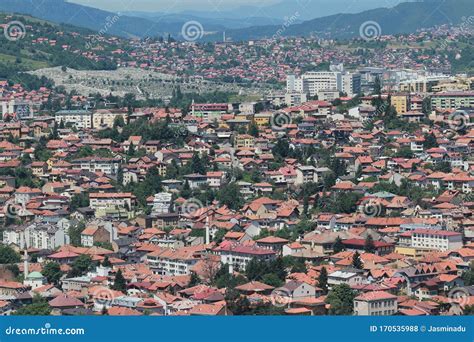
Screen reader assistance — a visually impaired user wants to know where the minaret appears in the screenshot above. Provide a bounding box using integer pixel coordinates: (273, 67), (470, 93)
(23, 249), (29, 278)
(205, 215), (210, 245)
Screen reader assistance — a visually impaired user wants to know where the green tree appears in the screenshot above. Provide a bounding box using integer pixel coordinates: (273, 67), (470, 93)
(272, 139), (290, 159)
(112, 269), (127, 293)
(364, 235), (376, 254)
(326, 284), (356, 315)
(70, 193), (89, 211)
(248, 122), (259, 137)
(333, 236), (345, 253)
(102, 256), (112, 267)
(13, 294), (51, 315)
(261, 273), (283, 287)
(113, 115), (125, 128)
(225, 288), (251, 315)
(42, 262), (63, 285)
(123, 93), (136, 122)
(352, 251), (363, 269)
(127, 141), (135, 158)
(373, 76), (382, 95)
(463, 262), (474, 286)
(190, 153), (206, 175)
(213, 264), (247, 289)
(0, 245), (20, 264)
(395, 146), (414, 159)
(68, 221), (86, 246)
(68, 254), (93, 277)
(422, 97), (432, 115)
(318, 267), (328, 294)
(216, 183), (243, 210)
(189, 272), (201, 287)
(423, 132), (438, 149)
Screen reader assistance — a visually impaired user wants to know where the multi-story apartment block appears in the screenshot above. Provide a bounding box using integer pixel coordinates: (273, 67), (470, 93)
(301, 72), (342, 97)
(93, 109), (128, 129)
(341, 72), (361, 97)
(410, 229), (463, 251)
(431, 91), (474, 110)
(146, 246), (203, 276)
(55, 110), (93, 129)
(191, 103), (230, 122)
(72, 157), (121, 176)
(89, 193), (136, 211)
(295, 165), (318, 185)
(391, 93), (410, 114)
(213, 242), (276, 273)
(2, 223), (69, 249)
(235, 134), (255, 148)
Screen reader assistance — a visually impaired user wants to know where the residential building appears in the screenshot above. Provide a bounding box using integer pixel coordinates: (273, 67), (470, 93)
(354, 291), (398, 316)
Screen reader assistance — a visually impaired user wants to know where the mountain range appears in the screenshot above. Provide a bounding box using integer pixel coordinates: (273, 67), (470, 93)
(0, 0), (287, 38)
(213, 0), (474, 41)
(0, 0), (472, 41)
(121, 0), (412, 21)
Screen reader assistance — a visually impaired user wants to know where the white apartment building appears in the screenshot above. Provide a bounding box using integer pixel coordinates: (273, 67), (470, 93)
(410, 229), (463, 251)
(286, 75), (304, 93)
(150, 192), (173, 214)
(2, 223), (69, 249)
(1, 99), (36, 119)
(213, 242), (276, 273)
(89, 193), (136, 211)
(72, 157), (121, 176)
(301, 72), (342, 97)
(287, 71), (360, 97)
(328, 269), (366, 287)
(55, 110), (93, 129)
(146, 247), (202, 276)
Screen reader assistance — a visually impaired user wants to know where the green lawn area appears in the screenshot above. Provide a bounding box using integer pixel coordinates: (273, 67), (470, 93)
(0, 53), (50, 70)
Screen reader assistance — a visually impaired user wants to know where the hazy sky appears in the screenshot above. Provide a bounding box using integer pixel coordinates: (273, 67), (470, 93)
(68, 0), (280, 12)
(67, 0), (408, 20)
